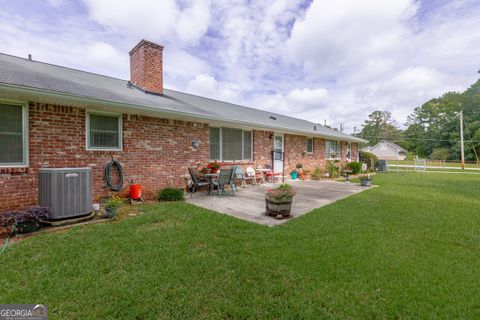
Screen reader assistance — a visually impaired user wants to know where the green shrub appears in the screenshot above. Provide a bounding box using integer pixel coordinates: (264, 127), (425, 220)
(326, 161), (340, 178)
(346, 161), (362, 174)
(359, 151), (378, 170)
(311, 166), (322, 179)
(278, 183), (292, 191)
(157, 188), (184, 202)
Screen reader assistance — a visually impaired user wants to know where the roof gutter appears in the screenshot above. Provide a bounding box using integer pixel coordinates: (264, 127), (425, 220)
(0, 82), (367, 143)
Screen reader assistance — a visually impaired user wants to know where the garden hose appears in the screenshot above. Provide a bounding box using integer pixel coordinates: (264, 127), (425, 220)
(0, 224), (15, 256)
(104, 159), (125, 192)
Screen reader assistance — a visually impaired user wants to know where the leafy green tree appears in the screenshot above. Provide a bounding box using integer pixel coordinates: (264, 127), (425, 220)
(358, 111), (404, 146)
(404, 79), (480, 161)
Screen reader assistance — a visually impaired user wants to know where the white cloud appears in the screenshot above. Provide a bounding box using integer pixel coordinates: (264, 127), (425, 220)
(1, 0), (480, 134)
(47, 0), (64, 7)
(285, 0), (480, 130)
(251, 87), (329, 115)
(82, 0), (211, 46)
(287, 0), (416, 77)
(84, 42), (127, 78)
(187, 74), (241, 103)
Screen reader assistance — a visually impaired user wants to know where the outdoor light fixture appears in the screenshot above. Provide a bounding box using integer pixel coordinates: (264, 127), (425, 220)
(192, 140), (200, 149)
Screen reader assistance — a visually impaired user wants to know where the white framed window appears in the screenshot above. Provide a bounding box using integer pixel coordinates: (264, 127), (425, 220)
(0, 101), (28, 167)
(325, 140), (340, 159)
(86, 111), (122, 151)
(306, 137), (313, 154)
(209, 127), (252, 161)
(379, 143), (387, 150)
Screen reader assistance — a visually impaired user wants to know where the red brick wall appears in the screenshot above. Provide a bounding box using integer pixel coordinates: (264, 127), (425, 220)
(0, 102), (209, 210)
(284, 134), (327, 174)
(253, 130), (273, 167)
(129, 40), (163, 94)
(0, 101), (355, 210)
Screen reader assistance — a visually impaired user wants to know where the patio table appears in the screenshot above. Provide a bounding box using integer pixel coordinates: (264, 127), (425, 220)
(255, 169), (272, 183)
(204, 173), (219, 194)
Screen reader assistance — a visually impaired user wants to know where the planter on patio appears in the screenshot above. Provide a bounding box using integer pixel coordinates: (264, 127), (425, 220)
(290, 170), (298, 180)
(265, 184), (296, 219)
(265, 197), (293, 219)
(360, 174), (372, 187)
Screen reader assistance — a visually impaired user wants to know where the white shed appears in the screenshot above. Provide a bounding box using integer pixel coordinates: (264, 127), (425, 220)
(361, 140), (407, 160)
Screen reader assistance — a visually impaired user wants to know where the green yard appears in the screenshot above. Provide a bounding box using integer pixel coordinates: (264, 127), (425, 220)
(1, 173), (479, 319)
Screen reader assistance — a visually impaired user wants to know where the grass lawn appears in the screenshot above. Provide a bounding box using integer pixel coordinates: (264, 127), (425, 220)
(1, 173), (480, 319)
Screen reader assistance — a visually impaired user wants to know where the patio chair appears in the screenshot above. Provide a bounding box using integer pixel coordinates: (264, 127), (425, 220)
(234, 166), (246, 189)
(188, 167), (210, 197)
(245, 167), (259, 186)
(211, 167), (236, 197)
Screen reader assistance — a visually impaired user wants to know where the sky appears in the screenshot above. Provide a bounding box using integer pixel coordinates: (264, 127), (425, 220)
(1, 0), (479, 133)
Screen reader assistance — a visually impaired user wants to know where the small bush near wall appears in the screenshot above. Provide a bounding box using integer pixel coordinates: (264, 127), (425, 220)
(346, 162), (362, 174)
(157, 188), (184, 202)
(311, 166), (323, 180)
(326, 161), (341, 178)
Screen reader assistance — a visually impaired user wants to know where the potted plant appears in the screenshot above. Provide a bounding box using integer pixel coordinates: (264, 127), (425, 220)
(300, 168), (310, 180)
(360, 174), (372, 187)
(13, 207), (51, 234)
(290, 169), (298, 180)
(265, 183), (296, 219)
(104, 195), (123, 218)
(207, 160), (220, 173)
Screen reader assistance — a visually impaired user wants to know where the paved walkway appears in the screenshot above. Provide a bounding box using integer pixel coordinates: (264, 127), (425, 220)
(186, 180), (372, 226)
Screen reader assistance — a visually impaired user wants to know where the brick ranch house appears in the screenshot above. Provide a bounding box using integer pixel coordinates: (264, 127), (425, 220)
(0, 39), (365, 210)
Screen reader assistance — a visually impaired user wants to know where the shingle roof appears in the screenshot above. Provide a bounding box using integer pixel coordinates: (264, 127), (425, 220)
(363, 140), (407, 153)
(0, 52), (365, 143)
(381, 140), (407, 153)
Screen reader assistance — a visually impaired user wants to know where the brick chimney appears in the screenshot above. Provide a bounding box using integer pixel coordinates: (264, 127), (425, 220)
(129, 39), (164, 95)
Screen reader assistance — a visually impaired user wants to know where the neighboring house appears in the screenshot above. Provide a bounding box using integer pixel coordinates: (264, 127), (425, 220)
(0, 39), (365, 210)
(361, 140), (407, 160)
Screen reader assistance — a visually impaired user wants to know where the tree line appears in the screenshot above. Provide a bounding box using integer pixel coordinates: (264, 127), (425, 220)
(355, 80), (480, 162)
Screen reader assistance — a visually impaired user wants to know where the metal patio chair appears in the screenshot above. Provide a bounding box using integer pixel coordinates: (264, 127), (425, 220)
(211, 167), (236, 197)
(188, 167), (210, 197)
(244, 166), (259, 186)
(234, 166), (246, 189)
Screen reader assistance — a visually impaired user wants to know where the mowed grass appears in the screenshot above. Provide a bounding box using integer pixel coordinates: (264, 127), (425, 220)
(1, 173), (480, 319)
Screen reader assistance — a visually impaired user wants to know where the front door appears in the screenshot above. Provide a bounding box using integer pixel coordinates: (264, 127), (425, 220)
(273, 133), (284, 173)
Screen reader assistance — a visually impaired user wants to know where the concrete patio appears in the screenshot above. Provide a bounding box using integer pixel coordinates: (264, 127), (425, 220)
(186, 180), (372, 226)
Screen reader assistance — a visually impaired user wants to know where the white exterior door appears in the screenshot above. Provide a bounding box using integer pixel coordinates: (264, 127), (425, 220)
(273, 133), (284, 173)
